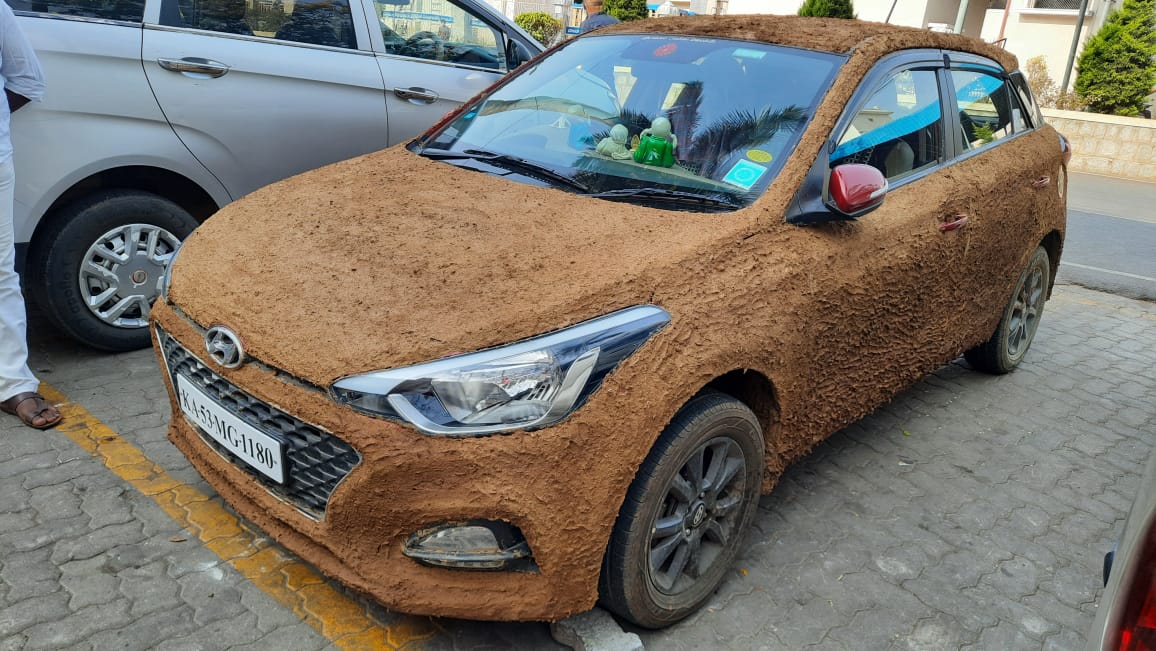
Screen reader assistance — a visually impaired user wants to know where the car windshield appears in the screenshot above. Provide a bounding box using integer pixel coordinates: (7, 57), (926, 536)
(415, 34), (843, 212)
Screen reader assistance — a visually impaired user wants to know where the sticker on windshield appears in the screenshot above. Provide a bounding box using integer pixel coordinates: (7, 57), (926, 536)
(722, 160), (767, 190)
(653, 43), (678, 57)
(732, 48), (767, 59)
(746, 149), (773, 163)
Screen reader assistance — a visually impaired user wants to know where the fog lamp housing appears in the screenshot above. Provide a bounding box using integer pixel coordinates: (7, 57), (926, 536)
(403, 520), (536, 572)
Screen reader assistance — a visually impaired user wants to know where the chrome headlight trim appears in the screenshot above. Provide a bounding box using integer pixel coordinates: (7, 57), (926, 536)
(331, 305), (670, 436)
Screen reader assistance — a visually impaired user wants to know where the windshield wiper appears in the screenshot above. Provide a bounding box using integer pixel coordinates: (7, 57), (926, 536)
(582, 188), (743, 211)
(420, 148), (590, 193)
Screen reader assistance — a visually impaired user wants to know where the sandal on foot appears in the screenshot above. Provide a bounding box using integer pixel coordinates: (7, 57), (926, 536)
(0, 392), (62, 430)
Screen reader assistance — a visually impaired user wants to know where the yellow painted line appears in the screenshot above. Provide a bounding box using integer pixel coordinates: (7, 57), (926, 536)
(39, 384), (439, 651)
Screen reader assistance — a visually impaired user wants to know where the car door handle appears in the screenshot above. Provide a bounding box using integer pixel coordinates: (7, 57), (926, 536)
(940, 214), (969, 232)
(393, 87), (440, 103)
(1031, 175), (1051, 188)
(157, 57), (231, 78)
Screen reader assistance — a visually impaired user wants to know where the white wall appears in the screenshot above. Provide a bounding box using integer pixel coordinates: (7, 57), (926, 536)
(979, 0), (1099, 88)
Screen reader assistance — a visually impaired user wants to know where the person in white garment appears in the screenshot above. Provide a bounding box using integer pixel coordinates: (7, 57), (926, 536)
(0, 2), (58, 430)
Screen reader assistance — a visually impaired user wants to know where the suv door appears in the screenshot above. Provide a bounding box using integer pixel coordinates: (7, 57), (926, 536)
(367, 0), (533, 143)
(143, 0), (389, 200)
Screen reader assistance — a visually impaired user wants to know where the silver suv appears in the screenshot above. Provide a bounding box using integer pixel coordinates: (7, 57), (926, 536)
(8, 0), (541, 351)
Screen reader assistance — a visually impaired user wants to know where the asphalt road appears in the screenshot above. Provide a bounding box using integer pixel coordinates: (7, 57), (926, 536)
(1059, 172), (1156, 303)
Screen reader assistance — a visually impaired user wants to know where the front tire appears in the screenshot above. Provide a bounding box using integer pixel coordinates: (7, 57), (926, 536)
(599, 392), (763, 629)
(965, 245), (1050, 374)
(29, 190), (199, 352)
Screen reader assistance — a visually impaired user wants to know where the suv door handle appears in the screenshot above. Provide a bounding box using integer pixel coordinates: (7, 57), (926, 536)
(157, 57), (231, 78)
(393, 87), (439, 103)
(1031, 175), (1051, 188)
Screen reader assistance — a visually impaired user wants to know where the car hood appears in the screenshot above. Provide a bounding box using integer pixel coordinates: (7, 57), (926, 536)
(167, 146), (762, 386)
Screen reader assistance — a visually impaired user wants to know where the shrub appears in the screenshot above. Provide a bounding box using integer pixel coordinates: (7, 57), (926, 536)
(798, 0), (856, 19)
(1025, 55), (1089, 111)
(605, 0), (651, 21)
(515, 12), (562, 46)
(1073, 0), (1156, 116)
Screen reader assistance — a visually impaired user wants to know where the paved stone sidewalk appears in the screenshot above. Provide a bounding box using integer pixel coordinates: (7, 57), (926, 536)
(2, 282), (1152, 650)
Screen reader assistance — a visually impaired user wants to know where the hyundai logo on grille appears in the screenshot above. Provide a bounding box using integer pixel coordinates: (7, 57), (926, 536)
(205, 326), (245, 369)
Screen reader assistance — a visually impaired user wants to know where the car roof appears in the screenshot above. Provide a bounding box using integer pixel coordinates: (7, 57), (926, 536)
(593, 15), (1018, 73)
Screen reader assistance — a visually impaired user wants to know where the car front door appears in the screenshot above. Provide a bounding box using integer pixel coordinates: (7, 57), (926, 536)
(801, 55), (981, 403)
(142, 0), (389, 200)
(366, 0), (519, 144)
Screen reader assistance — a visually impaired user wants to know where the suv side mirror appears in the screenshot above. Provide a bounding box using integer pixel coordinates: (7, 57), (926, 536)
(829, 164), (887, 216)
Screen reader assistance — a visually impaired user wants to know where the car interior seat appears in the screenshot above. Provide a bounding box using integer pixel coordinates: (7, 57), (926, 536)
(883, 139), (915, 178)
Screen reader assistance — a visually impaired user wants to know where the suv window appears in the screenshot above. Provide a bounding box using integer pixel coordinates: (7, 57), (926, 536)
(160, 0), (356, 48)
(8, 0), (144, 21)
(375, 0), (504, 70)
(831, 69), (945, 182)
(952, 69), (1018, 152)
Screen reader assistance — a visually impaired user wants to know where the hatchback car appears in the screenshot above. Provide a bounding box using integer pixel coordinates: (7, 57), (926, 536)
(8, 0), (541, 351)
(153, 15), (1069, 627)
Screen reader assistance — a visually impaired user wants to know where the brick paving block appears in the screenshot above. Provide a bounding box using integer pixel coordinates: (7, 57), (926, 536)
(118, 559), (183, 617)
(1021, 590), (1093, 633)
(0, 592), (70, 637)
(758, 598), (839, 649)
(78, 484), (136, 530)
(50, 520), (146, 564)
(158, 612), (266, 649)
(980, 555), (1042, 601)
(59, 556), (120, 610)
(237, 580), (316, 633)
(825, 599), (933, 650)
(1043, 626), (1085, 651)
(0, 515), (91, 555)
(0, 451), (61, 481)
(229, 621), (330, 651)
(21, 597), (132, 649)
(84, 604), (199, 651)
(177, 570), (246, 627)
(895, 612), (973, 651)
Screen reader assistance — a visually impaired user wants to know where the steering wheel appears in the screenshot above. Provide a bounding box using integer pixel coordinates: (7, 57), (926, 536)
(402, 31), (444, 60)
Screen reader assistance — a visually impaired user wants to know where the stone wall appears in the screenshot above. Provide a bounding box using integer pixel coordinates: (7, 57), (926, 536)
(1043, 108), (1156, 182)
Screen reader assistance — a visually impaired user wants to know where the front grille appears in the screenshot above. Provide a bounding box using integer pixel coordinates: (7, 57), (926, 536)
(158, 328), (361, 519)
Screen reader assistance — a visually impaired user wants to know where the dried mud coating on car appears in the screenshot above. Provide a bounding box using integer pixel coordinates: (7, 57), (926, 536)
(159, 16), (1061, 621)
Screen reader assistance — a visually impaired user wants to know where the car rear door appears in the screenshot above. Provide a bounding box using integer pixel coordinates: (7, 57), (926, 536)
(941, 54), (1063, 328)
(141, 0), (389, 201)
(364, 0), (535, 144)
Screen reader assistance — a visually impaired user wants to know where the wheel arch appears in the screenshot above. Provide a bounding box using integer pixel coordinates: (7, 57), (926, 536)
(27, 165), (220, 262)
(1040, 229), (1063, 299)
(701, 369), (784, 492)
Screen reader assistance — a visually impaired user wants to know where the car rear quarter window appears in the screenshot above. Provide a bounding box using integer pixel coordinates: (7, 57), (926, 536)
(951, 69), (1020, 153)
(831, 69), (945, 182)
(7, 0), (144, 21)
(158, 0), (357, 49)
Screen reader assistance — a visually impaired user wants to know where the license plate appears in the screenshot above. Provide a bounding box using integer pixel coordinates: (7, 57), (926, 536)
(175, 374), (286, 484)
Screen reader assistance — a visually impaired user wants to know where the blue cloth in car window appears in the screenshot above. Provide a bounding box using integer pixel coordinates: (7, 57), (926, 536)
(832, 72), (1004, 162)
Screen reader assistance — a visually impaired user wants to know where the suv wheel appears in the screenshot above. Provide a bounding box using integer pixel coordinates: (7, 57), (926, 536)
(30, 190), (199, 352)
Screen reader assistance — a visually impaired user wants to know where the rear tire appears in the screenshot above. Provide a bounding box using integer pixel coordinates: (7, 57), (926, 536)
(599, 392), (763, 629)
(965, 245), (1050, 374)
(29, 190), (198, 352)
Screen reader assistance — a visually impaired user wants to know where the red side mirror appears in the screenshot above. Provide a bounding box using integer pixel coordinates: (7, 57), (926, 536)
(829, 164), (888, 216)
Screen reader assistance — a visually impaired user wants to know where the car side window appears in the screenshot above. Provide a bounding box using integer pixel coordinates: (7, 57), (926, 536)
(830, 69), (945, 182)
(1009, 71), (1042, 129)
(374, 0), (505, 70)
(952, 69), (1018, 152)
(159, 0), (356, 49)
(7, 0), (144, 21)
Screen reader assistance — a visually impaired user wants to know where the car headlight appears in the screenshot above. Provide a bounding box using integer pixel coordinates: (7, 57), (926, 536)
(331, 305), (670, 436)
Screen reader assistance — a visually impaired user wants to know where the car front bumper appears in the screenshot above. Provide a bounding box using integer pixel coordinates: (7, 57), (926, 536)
(151, 300), (636, 621)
